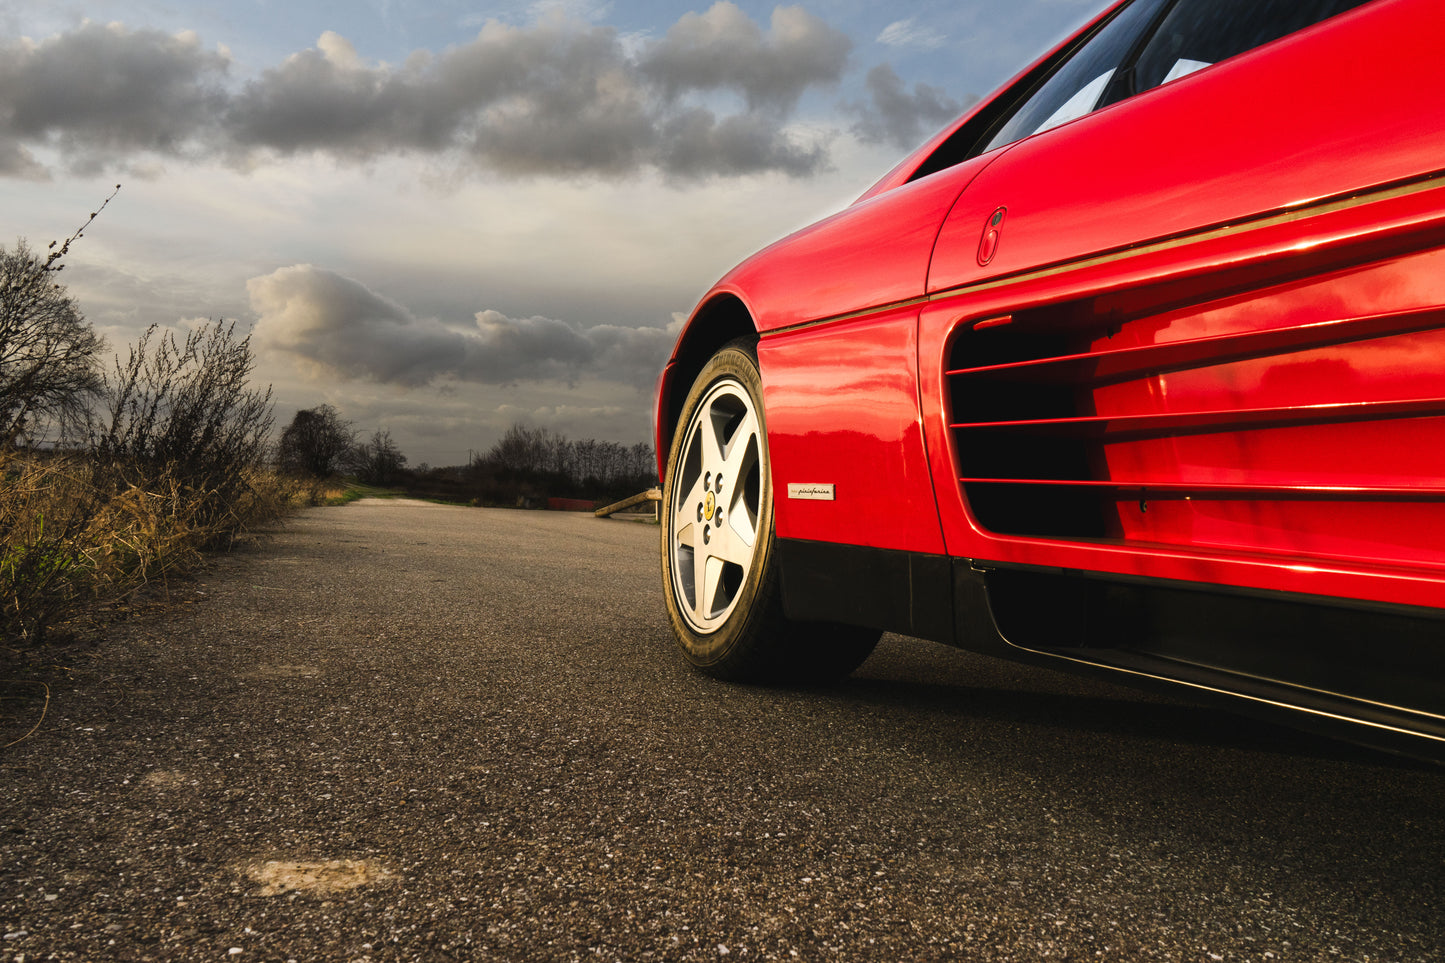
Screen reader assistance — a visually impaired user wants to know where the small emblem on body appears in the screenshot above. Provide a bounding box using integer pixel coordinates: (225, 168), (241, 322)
(787, 483), (835, 501)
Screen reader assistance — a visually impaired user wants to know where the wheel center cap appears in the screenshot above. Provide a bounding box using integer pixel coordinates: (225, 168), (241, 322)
(704, 491), (716, 521)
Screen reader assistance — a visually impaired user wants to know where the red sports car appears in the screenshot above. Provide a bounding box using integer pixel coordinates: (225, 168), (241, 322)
(654, 0), (1445, 759)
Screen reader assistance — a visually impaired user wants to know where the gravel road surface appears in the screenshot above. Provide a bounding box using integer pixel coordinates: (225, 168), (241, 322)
(2, 499), (1442, 962)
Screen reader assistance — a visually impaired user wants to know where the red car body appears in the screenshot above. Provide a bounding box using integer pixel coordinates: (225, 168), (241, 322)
(655, 0), (1445, 758)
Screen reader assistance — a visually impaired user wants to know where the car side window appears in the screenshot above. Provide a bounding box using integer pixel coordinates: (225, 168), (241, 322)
(1128, 0), (1375, 96)
(979, 0), (1170, 155)
(976, 0), (1376, 157)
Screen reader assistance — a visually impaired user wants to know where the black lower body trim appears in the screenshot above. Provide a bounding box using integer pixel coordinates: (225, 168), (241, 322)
(777, 540), (953, 643)
(777, 539), (1445, 761)
(981, 563), (1445, 752)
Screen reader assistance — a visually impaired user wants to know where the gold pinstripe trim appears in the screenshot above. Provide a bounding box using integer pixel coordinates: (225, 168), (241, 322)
(760, 170), (1445, 339)
(1019, 644), (1445, 742)
(758, 296), (931, 336)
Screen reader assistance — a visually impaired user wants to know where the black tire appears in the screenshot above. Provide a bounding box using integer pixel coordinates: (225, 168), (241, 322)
(660, 338), (880, 682)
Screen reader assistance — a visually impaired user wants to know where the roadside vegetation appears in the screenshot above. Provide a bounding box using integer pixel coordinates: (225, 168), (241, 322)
(3, 193), (657, 665)
(1, 194), (302, 658)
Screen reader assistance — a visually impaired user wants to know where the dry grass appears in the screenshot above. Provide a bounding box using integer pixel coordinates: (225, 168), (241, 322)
(0, 452), (305, 649)
(289, 477), (357, 507)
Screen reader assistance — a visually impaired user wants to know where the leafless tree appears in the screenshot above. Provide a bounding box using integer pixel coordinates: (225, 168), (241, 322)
(0, 241), (105, 447)
(351, 429), (408, 486)
(477, 421), (654, 489)
(482, 423), (556, 475)
(0, 187), (119, 448)
(629, 442), (656, 483)
(277, 404), (355, 478)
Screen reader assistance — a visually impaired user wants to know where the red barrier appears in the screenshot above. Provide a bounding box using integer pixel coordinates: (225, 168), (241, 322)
(546, 497), (597, 512)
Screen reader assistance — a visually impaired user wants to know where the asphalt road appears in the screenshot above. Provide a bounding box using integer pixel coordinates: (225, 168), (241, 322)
(2, 499), (1442, 962)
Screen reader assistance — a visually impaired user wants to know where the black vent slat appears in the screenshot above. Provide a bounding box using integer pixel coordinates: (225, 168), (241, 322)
(946, 293), (1445, 542)
(946, 306), (1445, 386)
(959, 478), (1445, 501)
(950, 397), (1445, 441)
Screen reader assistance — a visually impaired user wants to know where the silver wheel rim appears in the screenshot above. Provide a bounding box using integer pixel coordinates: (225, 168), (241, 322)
(669, 376), (766, 635)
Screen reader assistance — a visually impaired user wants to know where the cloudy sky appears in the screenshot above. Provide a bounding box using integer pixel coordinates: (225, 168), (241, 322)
(2, 0), (1102, 467)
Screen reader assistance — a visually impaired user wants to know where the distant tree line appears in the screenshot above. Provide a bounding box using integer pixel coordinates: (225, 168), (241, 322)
(476, 424), (654, 489)
(275, 408), (655, 505)
(455, 423), (655, 506)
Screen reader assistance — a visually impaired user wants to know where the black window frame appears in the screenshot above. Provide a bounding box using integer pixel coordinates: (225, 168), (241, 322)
(907, 0), (1162, 182)
(908, 0), (1380, 183)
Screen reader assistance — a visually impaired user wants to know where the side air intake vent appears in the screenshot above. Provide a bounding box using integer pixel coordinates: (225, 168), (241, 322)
(945, 262), (1445, 569)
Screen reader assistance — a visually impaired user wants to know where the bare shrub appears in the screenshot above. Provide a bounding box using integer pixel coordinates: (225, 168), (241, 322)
(93, 321), (274, 542)
(1, 193), (294, 652)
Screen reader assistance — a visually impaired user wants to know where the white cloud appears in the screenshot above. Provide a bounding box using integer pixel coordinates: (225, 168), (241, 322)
(876, 18), (947, 50)
(315, 30), (364, 70)
(640, 3), (851, 111)
(527, 0), (615, 23)
(0, 22), (231, 175)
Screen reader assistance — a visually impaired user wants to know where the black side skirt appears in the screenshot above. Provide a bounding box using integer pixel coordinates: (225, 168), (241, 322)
(776, 538), (1445, 760)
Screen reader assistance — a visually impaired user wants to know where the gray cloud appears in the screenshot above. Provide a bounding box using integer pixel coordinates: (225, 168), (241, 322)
(3, 5), (851, 180)
(249, 264), (673, 388)
(655, 108), (827, 178)
(225, 33), (457, 158)
(845, 63), (971, 151)
(0, 136), (45, 179)
(640, 3), (851, 111)
(0, 23), (231, 174)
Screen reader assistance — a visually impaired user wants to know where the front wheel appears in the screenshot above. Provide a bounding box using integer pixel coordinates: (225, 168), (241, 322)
(660, 339), (879, 682)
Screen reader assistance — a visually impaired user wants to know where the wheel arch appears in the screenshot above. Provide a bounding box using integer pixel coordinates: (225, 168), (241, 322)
(655, 292), (758, 478)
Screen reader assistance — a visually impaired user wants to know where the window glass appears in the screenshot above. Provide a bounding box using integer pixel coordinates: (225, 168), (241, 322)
(977, 0), (1376, 157)
(1161, 58), (1209, 83)
(980, 0), (1169, 154)
(1032, 69), (1117, 136)
(1131, 0), (1375, 94)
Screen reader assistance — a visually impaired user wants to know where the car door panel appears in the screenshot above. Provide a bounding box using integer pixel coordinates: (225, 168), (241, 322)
(929, 0), (1443, 299)
(915, 0), (1445, 611)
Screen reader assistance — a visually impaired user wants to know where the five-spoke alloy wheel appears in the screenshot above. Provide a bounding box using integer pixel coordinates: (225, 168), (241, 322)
(669, 374), (764, 634)
(661, 339), (880, 681)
